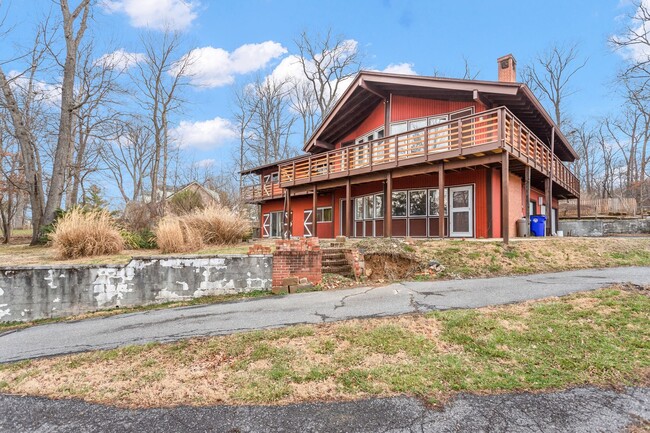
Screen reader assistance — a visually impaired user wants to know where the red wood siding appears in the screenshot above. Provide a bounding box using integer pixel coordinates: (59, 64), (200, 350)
(337, 102), (385, 148)
(390, 96), (485, 122)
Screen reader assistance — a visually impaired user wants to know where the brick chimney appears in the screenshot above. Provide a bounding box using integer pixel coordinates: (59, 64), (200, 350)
(497, 54), (517, 83)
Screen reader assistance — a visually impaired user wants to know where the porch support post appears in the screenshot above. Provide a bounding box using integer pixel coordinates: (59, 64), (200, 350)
(525, 165), (531, 237)
(544, 178), (551, 235)
(546, 127), (555, 235)
(501, 152), (510, 244)
(384, 93), (391, 134)
(438, 163), (445, 238)
(283, 188), (292, 239)
(385, 171), (392, 237)
(312, 185), (318, 238)
(345, 178), (352, 238)
(577, 197), (581, 219)
(486, 167), (493, 238)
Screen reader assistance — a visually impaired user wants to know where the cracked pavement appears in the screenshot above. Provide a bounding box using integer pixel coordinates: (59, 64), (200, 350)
(1, 386), (648, 432)
(1, 266), (649, 363)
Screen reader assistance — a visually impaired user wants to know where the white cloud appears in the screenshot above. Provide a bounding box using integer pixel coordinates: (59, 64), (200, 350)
(172, 117), (237, 149)
(195, 158), (215, 167)
(182, 41), (287, 88)
(8, 71), (61, 106)
(612, 0), (650, 62)
(101, 0), (199, 31)
(381, 63), (417, 75)
(97, 49), (145, 70)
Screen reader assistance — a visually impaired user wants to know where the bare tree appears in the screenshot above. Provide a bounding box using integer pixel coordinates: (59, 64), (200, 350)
(132, 30), (193, 211)
(234, 76), (298, 170)
(522, 43), (587, 128)
(101, 118), (154, 204)
(41, 0), (91, 230)
(65, 41), (124, 207)
(611, 0), (650, 85)
(462, 56), (480, 80)
(0, 23), (50, 244)
(295, 30), (362, 136)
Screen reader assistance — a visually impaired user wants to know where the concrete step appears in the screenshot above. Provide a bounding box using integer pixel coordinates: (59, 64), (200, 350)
(322, 253), (346, 260)
(322, 265), (353, 276)
(322, 259), (349, 267)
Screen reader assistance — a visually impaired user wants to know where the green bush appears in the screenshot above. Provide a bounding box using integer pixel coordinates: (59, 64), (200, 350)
(121, 229), (157, 249)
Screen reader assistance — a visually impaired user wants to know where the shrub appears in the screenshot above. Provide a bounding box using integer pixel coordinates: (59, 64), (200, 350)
(121, 228), (157, 249)
(184, 205), (251, 245)
(122, 201), (160, 232)
(50, 208), (124, 259)
(154, 216), (203, 253)
(169, 189), (204, 215)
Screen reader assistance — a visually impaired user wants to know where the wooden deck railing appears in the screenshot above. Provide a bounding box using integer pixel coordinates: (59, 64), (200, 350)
(243, 106), (579, 201)
(279, 108), (502, 185)
(241, 182), (283, 201)
(503, 110), (580, 196)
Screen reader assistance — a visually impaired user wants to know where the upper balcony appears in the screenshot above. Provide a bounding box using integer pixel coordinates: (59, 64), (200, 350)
(242, 106), (579, 201)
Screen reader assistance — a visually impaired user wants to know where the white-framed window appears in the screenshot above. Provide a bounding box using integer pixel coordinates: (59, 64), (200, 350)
(408, 190), (427, 216)
(355, 197), (364, 220)
(355, 127), (385, 144)
(374, 194), (384, 218)
(363, 196), (374, 220)
(317, 207), (332, 223)
(392, 191), (407, 217)
(428, 188), (449, 217)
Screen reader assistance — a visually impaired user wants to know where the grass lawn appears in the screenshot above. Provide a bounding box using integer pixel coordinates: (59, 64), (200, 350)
(415, 237), (650, 279)
(0, 285), (647, 408)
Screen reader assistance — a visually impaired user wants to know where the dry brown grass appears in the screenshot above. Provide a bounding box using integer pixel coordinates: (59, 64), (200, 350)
(154, 216), (204, 254)
(50, 209), (123, 259)
(184, 205), (251, 245)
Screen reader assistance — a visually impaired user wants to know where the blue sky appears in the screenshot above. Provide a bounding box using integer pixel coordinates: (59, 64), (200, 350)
(0, 0), (637, 184)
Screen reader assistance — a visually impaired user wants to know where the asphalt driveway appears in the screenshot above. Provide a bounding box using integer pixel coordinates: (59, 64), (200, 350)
(1, 386), (648, 432)
(1, 266), (649, 363)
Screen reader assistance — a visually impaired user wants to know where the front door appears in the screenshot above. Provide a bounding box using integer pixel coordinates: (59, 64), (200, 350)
(304, 209), (313, 237)
(449, 185), (473, 237)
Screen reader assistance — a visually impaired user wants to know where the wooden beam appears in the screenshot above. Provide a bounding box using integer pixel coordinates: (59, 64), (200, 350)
(360, 79), (389, 99)
(385, 172), (392, 238)
(345, 179), (352, 238)
(439, 164), (445, 238)
(501, 152), (510, 244)
(314, 140), (334, 150)
(577, 196), (581, 219)
(546, 127), (555, 235)
(525, 166), (531, 237)
(384, 93), (391, 135)
(473, 89), (491, 108)
(486, 168), (493, 238)
(312, 186), (318, 238)
(284, 188), (292, 239)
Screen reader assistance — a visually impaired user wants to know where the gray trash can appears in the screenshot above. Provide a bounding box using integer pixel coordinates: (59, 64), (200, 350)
(516, 218), (528, 237)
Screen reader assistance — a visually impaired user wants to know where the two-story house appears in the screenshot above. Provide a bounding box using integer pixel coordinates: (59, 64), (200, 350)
(241, 54), (580, 242)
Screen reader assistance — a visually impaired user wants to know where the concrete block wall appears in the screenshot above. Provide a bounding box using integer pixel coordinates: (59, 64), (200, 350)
(0, 254), (272, 322)
(559, 218), (650, 237)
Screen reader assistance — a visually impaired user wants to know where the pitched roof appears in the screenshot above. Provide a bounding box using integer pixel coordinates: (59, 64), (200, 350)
(304, 70), (578, 161)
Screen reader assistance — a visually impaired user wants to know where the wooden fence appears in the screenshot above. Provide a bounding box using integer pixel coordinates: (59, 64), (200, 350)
(560, 197), (638, 217)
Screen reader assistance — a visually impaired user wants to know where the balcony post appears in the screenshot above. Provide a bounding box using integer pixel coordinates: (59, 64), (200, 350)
(395, 135), (399, 166)
(326, 153), (331, 179)
(497, 108), (503, 149)
(345, 178), (352, 238)
(438, 163), (445, 238)
(525, 166), (531, 237)
(385, 171), (392, 238)
(546, 127), (555, 236)
(312, 185), (318, 238)
(501, 152), (510, 244)
(424, 127), (429, 160)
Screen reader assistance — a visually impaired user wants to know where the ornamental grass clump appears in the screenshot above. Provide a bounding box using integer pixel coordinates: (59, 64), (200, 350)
(50, 208), (124, 259)
(184, 205), (251, 245)
(154, 216), (204, 254)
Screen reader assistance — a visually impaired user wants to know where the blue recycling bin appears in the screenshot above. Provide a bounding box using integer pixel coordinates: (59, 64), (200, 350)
(530, 215), (546, 237)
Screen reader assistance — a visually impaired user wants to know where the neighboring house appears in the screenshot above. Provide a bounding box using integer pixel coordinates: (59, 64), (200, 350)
(241, 55), (580, 242)
(166, 181), (221, 208)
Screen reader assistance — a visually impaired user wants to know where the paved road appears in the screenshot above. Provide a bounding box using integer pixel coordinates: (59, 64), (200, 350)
(0, 386), (647, 432)
(1, 266), (649, 363)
